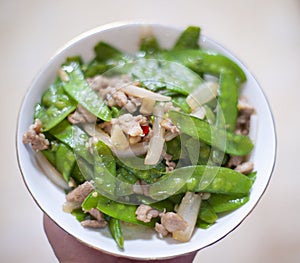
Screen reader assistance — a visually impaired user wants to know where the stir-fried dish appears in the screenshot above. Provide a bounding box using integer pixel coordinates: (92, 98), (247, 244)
(23, 26), (256, 248)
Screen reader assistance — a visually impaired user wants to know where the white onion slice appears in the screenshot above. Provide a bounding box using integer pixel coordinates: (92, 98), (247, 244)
(121, 85), (171, 101)
(35, 152), (69, 190)
(144, 104), (165, 165)
(140, 98), (156, 115)
(63, 201), (81, 213)
(113, 142), (148, 158)
(111, 123), (129, 150)
(82, 123), (112, 147)
(191, 106), (206, 120)
(186, 81), (219, 111)
(172, 192), (202, 242)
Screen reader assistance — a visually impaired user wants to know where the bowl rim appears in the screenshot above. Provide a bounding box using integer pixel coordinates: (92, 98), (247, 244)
(16, 21), (277, 260)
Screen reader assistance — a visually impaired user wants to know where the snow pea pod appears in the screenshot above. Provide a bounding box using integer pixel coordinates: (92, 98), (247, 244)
(158, 49), (246, 84)
(82, 191), (155, 227)
(93, 141), (116, 196)
(208, 194), (250, 213)
(97, 195), (155, 227)
(109, 218), (124, 249)
(217, 72), (238, 132)
(169, 110), (254, 156)
(173, 26), (201, 50)
(55, 143), (76, 182)
(118, 59), (203, 96)
(149, 165), (253, 200)
(34, 78), (76, 131)
(61, 62), (112, 121)
(94, 41), (122, 62)
(139, 34), (161, 55)
(198, 200), (218, 224)
(48, 119), (93, 163)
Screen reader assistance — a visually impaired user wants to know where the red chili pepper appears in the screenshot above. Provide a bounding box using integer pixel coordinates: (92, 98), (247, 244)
(141, 125), (150, 136)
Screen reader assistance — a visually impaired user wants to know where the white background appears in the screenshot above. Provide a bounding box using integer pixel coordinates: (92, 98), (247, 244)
(1, 0), (300, 262)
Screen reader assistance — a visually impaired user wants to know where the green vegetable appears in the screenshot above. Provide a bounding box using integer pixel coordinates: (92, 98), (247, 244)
(117, 59), (203, 96)
(94, 41), (122, 62)
(158, 49), (246, 83)
(173, 26), (201, 50)
(149, 165), (253, 200)
(217, 72), (239, 132)
(49, 119), (93, 163)
(109, 218), (124, 249)
(61, 62), (112, 121)
(139, 35), (161, 55)
(208, 194), (250, 213)
(198, 200), (218, 224)
(169, 110), (254, 156)
(55, 143), (76, 182)
(82, 191), (156, 227)
(93, 141), (116, 196)
(34, 78), (76, 131)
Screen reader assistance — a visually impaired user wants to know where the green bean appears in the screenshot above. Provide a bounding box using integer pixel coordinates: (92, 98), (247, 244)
(173, 26), (201, 50)
(109, 218), (124, 249)
(49, 119), (93, 163)
(217, 72), (238, 132)
(34, 78), (77, 131)
(169, 110), (254, 156)
(61, 62), (112, 121)
(148, 165), (253, 200)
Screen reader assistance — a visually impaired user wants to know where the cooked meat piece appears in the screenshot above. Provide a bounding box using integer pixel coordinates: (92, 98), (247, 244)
(88, 75), (140, 111)
(68, 105), (97, 124)
(132, 181), (150, 196)
(112, 90), (128, 107)
(160, 119), (180, 134)
(66, 181), (95, 204)
(22, 119), (49, 151)
(164, 153), (176, 172)
(227, 155), (244, 168)
(88, 208), (105, 222)
(160, 212), (187, 233)
(155, 222), (169, 237)
(235, 98), (255, 135)
(113, 113), (148, 137)
(81, 207), (107, 228)
(135, 204), (160, 223)
(128, 135), (142, 145)
(81, 219), (107, 228)
(163, 102), (180, 113)
(87, 136), (99, 154)
(234, 161), (254, 174)
(87, 75), (110, 92)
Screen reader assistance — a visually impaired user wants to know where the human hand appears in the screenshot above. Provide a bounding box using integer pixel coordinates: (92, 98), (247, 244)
(43, 214), (197, 263)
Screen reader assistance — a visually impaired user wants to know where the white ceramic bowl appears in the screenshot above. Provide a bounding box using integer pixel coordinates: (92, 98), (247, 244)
(16, 22), (276, 260)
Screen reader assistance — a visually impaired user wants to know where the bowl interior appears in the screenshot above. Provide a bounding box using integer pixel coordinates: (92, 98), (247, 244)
(16, 22), (276, 260)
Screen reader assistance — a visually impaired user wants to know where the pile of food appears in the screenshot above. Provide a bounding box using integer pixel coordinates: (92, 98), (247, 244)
(23, 26), (255, 249)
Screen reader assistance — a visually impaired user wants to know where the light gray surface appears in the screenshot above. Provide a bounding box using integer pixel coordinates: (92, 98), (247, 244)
(1, 0), (299, 262)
